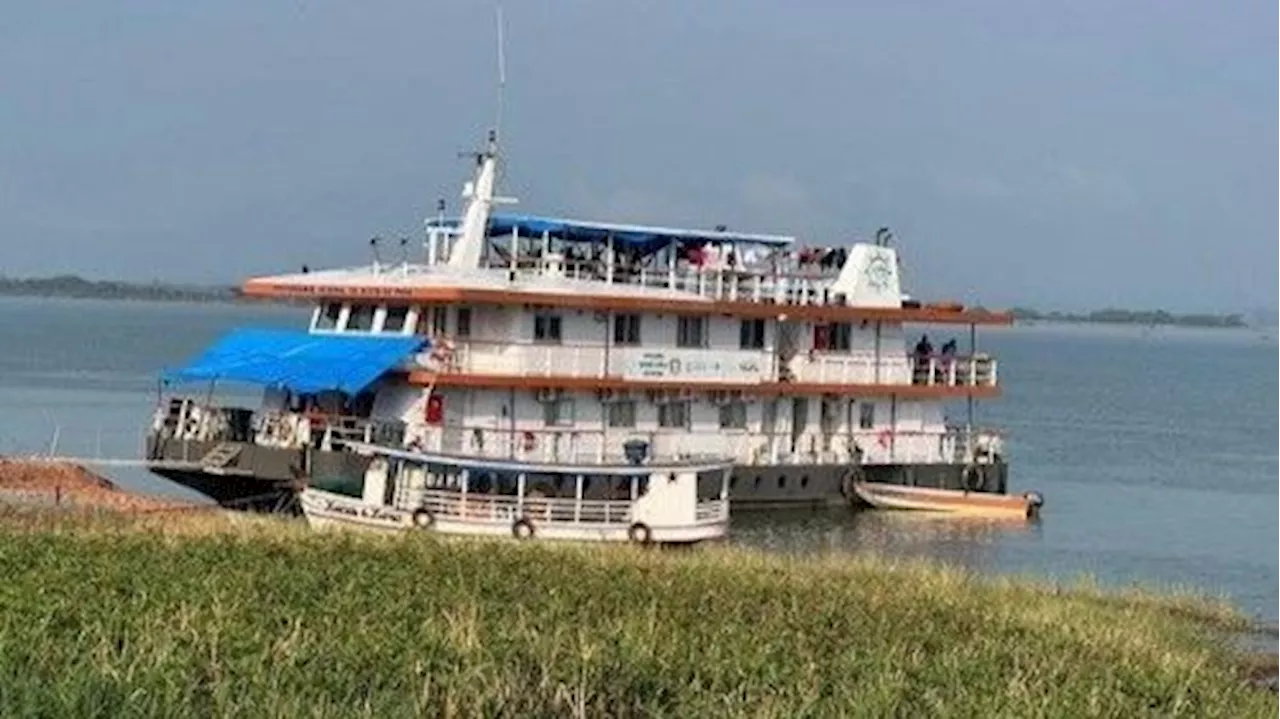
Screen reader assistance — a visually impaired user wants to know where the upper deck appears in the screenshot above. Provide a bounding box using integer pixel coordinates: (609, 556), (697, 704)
(242, 218), (1011, 326)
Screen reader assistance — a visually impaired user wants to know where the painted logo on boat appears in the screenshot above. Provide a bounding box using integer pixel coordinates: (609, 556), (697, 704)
(863, 250), (893, 292)
(307, 495), (406, 524)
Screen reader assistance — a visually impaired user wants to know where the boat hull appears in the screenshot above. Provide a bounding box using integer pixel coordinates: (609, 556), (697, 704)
(148, 437), (1012, 512)
(298, 489), (727, 544)
(851, 481), (1043, 519)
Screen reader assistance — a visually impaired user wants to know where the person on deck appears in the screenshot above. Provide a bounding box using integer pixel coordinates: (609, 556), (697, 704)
(913, 335), (933, 384)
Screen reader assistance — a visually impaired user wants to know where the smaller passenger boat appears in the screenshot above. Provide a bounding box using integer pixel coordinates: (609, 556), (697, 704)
(299, 440), (733, 544)
(851, 480), (1043, 519)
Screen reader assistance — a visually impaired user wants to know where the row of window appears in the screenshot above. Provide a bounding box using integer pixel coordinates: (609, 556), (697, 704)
(315, 302), (472, 337)
(319, 301), (862, 352)
(543, 398), (741, 429)
(541, 398), (876, 431)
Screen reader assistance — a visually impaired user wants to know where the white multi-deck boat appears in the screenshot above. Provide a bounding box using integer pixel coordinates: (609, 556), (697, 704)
(147, 124), (1038, 517)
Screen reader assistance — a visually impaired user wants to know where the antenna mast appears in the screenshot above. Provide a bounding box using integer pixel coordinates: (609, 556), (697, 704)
(494, 6), (507, 144)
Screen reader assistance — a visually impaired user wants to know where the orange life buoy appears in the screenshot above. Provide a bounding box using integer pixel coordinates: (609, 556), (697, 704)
(521, 431), (536, 452)
(877, 430), (893, 449)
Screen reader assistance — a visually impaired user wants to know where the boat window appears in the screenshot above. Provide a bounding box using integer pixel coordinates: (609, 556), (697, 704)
(858, 402), (876, 429)
(456, 307), (473, 338)
(718, 400), (747, 429)
(606, 400), (636, 428)
(542, 398), (575, 426)
(815, 322), (852, 351)
(346, 304), (376, 332)
(533, 312), (562, 343)
(739, 318), (766, 349)
(431, 307), (449, 336)
(658, 400), (690, 429)
(676, 316), (706, 348)
(316, 302), (343, 330)
(613, 313), (642, 346)
(820, 398), (840, 433)
(382, 305), (409, 333)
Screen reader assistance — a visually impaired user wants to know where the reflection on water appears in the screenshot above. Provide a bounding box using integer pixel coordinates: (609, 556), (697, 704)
(730, 507), (1043, 573)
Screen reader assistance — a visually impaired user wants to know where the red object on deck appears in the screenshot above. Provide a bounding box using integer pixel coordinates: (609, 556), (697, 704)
(424, 394), (445, 424)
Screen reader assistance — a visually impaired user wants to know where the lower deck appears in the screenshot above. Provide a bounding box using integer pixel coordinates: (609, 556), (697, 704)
(147, 435), (1008, 512)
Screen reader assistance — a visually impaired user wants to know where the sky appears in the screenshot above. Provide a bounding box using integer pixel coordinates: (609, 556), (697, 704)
(1, 1), (1275, 312)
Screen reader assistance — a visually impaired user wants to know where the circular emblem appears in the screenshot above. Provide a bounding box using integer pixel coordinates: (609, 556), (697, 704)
(863, 252), (892, 291)
(667, 358), (682, 376)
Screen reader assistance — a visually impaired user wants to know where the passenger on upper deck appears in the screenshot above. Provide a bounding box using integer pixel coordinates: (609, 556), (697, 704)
(912, 335), (934, 385)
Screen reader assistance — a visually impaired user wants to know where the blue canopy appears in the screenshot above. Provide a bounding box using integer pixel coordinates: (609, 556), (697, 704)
(163, 328), (426, 395)
(487, 213), (794, 253)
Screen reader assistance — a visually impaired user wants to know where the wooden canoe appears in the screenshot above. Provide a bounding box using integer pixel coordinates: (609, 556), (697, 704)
(852, 481), (1044, 519)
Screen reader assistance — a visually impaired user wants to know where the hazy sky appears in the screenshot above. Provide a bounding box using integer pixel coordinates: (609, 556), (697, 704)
(2, 1), (1274, 311)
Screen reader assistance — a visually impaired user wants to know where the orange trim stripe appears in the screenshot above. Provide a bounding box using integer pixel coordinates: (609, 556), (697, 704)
(404, 371), (1001, 399)
(242, 280), (1013, 326)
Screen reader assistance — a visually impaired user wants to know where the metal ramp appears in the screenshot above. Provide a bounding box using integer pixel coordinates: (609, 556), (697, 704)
(200, 443), (247, 474)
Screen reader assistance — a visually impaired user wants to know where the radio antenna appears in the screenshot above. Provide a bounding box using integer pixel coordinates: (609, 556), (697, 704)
(493, 6), (507, 144)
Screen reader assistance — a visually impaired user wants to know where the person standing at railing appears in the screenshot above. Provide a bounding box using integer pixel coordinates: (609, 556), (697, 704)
(912, 335), (933, 384)
(938, 338), (957, 384)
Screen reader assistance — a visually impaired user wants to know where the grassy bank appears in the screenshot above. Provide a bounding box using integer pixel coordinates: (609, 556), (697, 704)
(0, 509), (1273, 717)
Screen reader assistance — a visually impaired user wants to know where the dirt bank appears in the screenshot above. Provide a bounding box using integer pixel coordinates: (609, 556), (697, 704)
(0, 458), (195, 513)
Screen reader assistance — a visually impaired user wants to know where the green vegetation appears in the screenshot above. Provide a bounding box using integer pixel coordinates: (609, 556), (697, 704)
(0, 274), (237, 302)
(1010, 306), (1248, 328)
(0, 509), (1273, 717)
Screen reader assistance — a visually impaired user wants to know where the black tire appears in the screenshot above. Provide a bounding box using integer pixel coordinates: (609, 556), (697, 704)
(512, 517), (535, 540)
(628, 522), (652, 544)
(962, 466), (984, 492)
(412, 508), (435, 529)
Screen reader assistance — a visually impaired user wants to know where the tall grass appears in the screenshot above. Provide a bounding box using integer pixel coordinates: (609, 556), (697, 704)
(0, 509), (1272, 717)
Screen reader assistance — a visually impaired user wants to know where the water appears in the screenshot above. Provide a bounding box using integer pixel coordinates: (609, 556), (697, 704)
(1, 297), (1275, 622)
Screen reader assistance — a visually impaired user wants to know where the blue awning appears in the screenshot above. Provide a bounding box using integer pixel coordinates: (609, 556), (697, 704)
(486, 213), (794, 253)
(162, 328), (426, 395)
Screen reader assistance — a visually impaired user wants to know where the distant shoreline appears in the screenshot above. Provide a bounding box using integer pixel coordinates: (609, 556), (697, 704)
(1008, 307), (1252, 329)
(0, 275), (1265, 329)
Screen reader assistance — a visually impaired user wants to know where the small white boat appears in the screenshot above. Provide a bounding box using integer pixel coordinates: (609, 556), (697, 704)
(852, 480), (1044, 519)
(299, 441), (732, 544)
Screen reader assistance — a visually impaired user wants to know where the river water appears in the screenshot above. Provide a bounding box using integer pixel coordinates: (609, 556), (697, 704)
(0, 296), (1275, 622)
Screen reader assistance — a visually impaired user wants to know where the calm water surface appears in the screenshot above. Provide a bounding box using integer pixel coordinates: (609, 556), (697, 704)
(0, 297), (1275, 621)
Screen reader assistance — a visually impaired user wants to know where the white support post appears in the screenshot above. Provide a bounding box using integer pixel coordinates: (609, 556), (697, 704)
(574, 474), (583, 523)
(509, 227), (519, 278)
(605, 233), (615, 284)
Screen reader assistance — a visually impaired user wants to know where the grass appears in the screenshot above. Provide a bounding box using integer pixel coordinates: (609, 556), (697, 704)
(0, 507), (1273, 717)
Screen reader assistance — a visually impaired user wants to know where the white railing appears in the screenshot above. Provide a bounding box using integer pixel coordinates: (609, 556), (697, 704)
(398, 488), (728, 527)
(908, 355), (997, 387)
(419, 340), (996, 388)
(425, 341), (773, 384)
(412, 423), (1000, 468)
(478, 255), (846, 306)
(791, 353), (996, 387)
(410, 489), (635, 525)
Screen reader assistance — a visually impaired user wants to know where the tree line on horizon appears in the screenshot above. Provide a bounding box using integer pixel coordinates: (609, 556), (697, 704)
(0, 273), (1258, 328)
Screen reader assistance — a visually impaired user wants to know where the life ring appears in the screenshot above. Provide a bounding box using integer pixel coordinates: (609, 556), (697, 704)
(521, 431), (536, 452)
(411, 508), (435, 529)
(512, 517), (536, 540)
(627, 522), (653, 545)
(962, 465), (983, 492)
(876, 430), (893, 449)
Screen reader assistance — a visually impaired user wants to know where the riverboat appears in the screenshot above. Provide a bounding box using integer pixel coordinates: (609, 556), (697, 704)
(146, 108), (1034, 516)
(299, 440), (731, 544)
